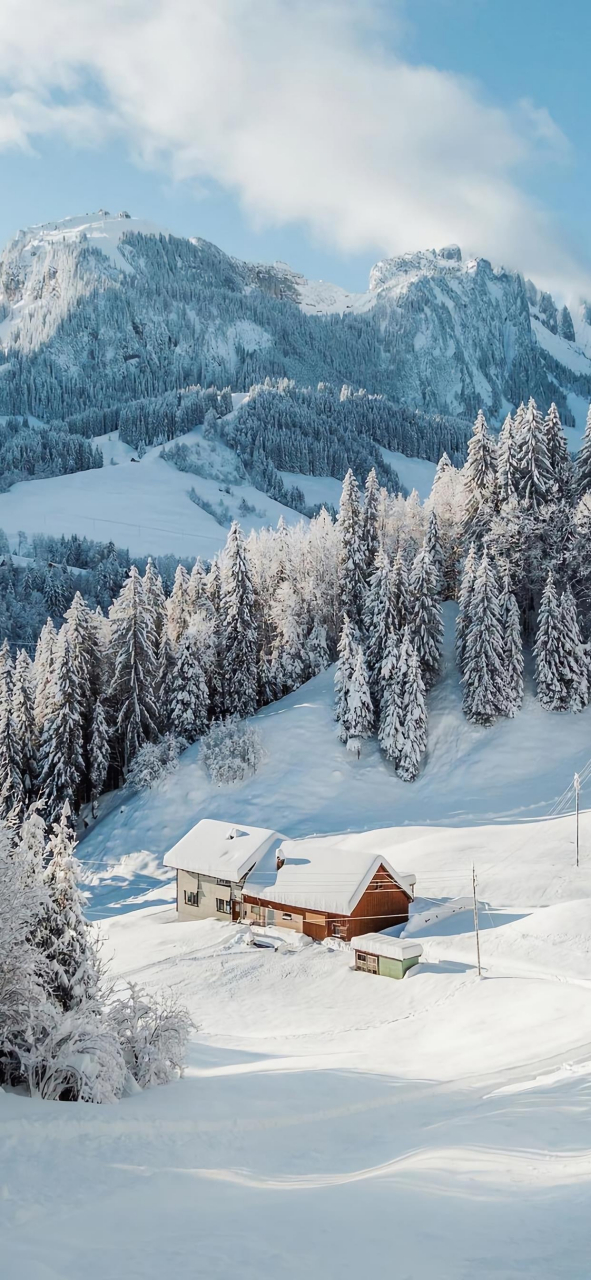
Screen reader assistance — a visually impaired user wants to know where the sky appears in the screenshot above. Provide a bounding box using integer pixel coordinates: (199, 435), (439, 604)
(0, 0), (589, 299)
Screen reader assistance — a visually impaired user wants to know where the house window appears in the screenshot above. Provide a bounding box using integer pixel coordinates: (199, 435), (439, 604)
(217, 879), (231, 887)
(184, 890), (199, 906)
(216, 898), (231, 914)
(282, 913), (292, 921)
(357, 953), (367, 962)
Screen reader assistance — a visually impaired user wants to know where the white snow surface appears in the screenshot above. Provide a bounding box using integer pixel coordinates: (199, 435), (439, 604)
(5, 609), (591, 1278)
(9, 210), (166, 273)
(0, 426), (306, 558)
(245, 835), (415, 914)
(349, 932), (423, 961)
(163, 819), (280, 879)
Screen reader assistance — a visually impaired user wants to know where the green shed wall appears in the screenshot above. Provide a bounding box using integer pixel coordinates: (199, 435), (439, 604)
(377, 954), (420, 980)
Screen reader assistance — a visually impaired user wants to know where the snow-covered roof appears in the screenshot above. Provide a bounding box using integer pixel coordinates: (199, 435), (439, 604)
(244, 834), (416, 916)
(350, 934), (423, 961)
(163, 819), (281, 881)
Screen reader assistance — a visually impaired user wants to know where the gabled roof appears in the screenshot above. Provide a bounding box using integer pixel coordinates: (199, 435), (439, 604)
(163, 819), (281, 881)
(244, 834), (416, 917)
(350, 933), (423, 961)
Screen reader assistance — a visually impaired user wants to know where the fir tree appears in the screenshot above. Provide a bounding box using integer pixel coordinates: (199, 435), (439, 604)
(424, 509), (444, 595)
(188, 558), (208, 613)
(499, 570), (524, 717)
(64, 591), (101, 764)
(516, 397), (555, 511)
(389, 549), (410, 633)
(544, 403), (571, 501)
(169, 631), (209, 742)
(497, 414), (519, 505)
(89, 699), (110, 814)
(33, 618), (57, 731)
(558, 586), (588, 712)
(12, 649), (37, 804)
(0, 639), (22, 821)
(463, 409), (497, 528)
(156, 630), (176, 732)
(363, 548), (395, 703)
(38, 631), (85, 823)
(455, 543), (477, 673)
(361, 468), (380, 576)
(576, 404), (591, 498)
(220, 522), (257, 719)
(107, 566), (159, 773)
(534, 571), (563, 711)
(397, 643), (427, 782)
(409, 544), (443, 690)
(37, 803), (100, 1012)
(462, 552), (507, 725)
(337, 470), (366, 629)
(143, 558), (167, 651)
(342, 645), (373, 755)
(334, 613), (358, 733)
(167, 564), (192, 646)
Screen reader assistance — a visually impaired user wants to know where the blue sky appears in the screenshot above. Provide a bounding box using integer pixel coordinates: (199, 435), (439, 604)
(0, 0), (588, 295)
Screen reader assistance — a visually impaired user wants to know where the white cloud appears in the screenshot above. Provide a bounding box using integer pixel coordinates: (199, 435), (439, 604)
(0, 0), (586, 296)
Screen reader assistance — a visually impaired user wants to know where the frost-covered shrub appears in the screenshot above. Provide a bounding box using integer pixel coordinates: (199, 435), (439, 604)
(126, 733), (186, 790)
(107, 983), (193, 1089)
(14, 1004), (126, 1103)
(201, 717), (264, 785)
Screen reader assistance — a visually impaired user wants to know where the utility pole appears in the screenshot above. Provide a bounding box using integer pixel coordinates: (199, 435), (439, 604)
(575, 773), (580, 868)
(472, 863), (482, 978)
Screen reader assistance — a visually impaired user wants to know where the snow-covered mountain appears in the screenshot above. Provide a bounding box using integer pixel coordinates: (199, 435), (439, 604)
(2, 211), (591, 432)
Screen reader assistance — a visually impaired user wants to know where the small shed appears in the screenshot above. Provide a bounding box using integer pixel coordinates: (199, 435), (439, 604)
(350, 933), (423, 979)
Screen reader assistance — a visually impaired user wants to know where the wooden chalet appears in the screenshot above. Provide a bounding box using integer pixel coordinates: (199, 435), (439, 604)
(241, 835), (416, 942)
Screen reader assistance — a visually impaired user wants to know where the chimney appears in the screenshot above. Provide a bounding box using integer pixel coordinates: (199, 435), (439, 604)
(276, 850), (285, 871)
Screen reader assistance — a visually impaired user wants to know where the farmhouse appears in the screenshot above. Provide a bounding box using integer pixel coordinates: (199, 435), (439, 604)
(163, 819), (282, 922)
(242, 835), (416, 942)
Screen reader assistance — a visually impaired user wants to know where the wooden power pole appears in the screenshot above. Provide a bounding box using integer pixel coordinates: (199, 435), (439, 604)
(575, 773), (580, 868)
(472, 863), (482, 978)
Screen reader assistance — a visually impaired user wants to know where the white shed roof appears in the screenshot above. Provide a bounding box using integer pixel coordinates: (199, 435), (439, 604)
(244, 834), (416, 917)
(350, 933), (423, 961)
(163, 819), (281, 881)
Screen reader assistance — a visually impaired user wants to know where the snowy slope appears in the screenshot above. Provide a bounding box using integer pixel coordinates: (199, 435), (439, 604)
(4, 608), (591, 1278)
(0, 426), (307, 558)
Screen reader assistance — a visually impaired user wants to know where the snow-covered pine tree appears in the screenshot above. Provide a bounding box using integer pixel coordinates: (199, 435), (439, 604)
(169, 631), (209, 742)
(390, 548), (410, 633)
(334, 613), (358, 734)
(544, 403), (572, 501)
(361, 468), (380, 577)
(306, 619), (331, 676)
(409, 544), (443, 690)
(397, 642), (427, 782)
(497, 414), (519, 505)
(37, 630), (85, 824)
(271, 580), (306, 695)
(142, 558), (167, 651)
(576, 404), (591, 497)
(337, 470), (366, 629)
(342, 645), (373, 755)
(166, 564), (192, 646)
(559, 586), (588, 712)
(462, 409), (497, 529)
(89, 699), (110, 815)
(220, 522), (257, 719)
(461, 551), (507, 725)
(516, 397), (556, 511)
(188, 558), (208, 614)
(12, 649), (37, 805)
(38, 803), (100, 1012)
(33, 618), (57, 731)
(533, 570), (563, 710)
(455, 543), (477, 673)
(424, 509), (444, 596)
(499, 569), (524, 716)
(363, 547), (395, 704)
(107, 566), (159, 774)
(64, 591), (102, 765)
(0, 639), (22, 821)
(378, 627), (407, 768)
